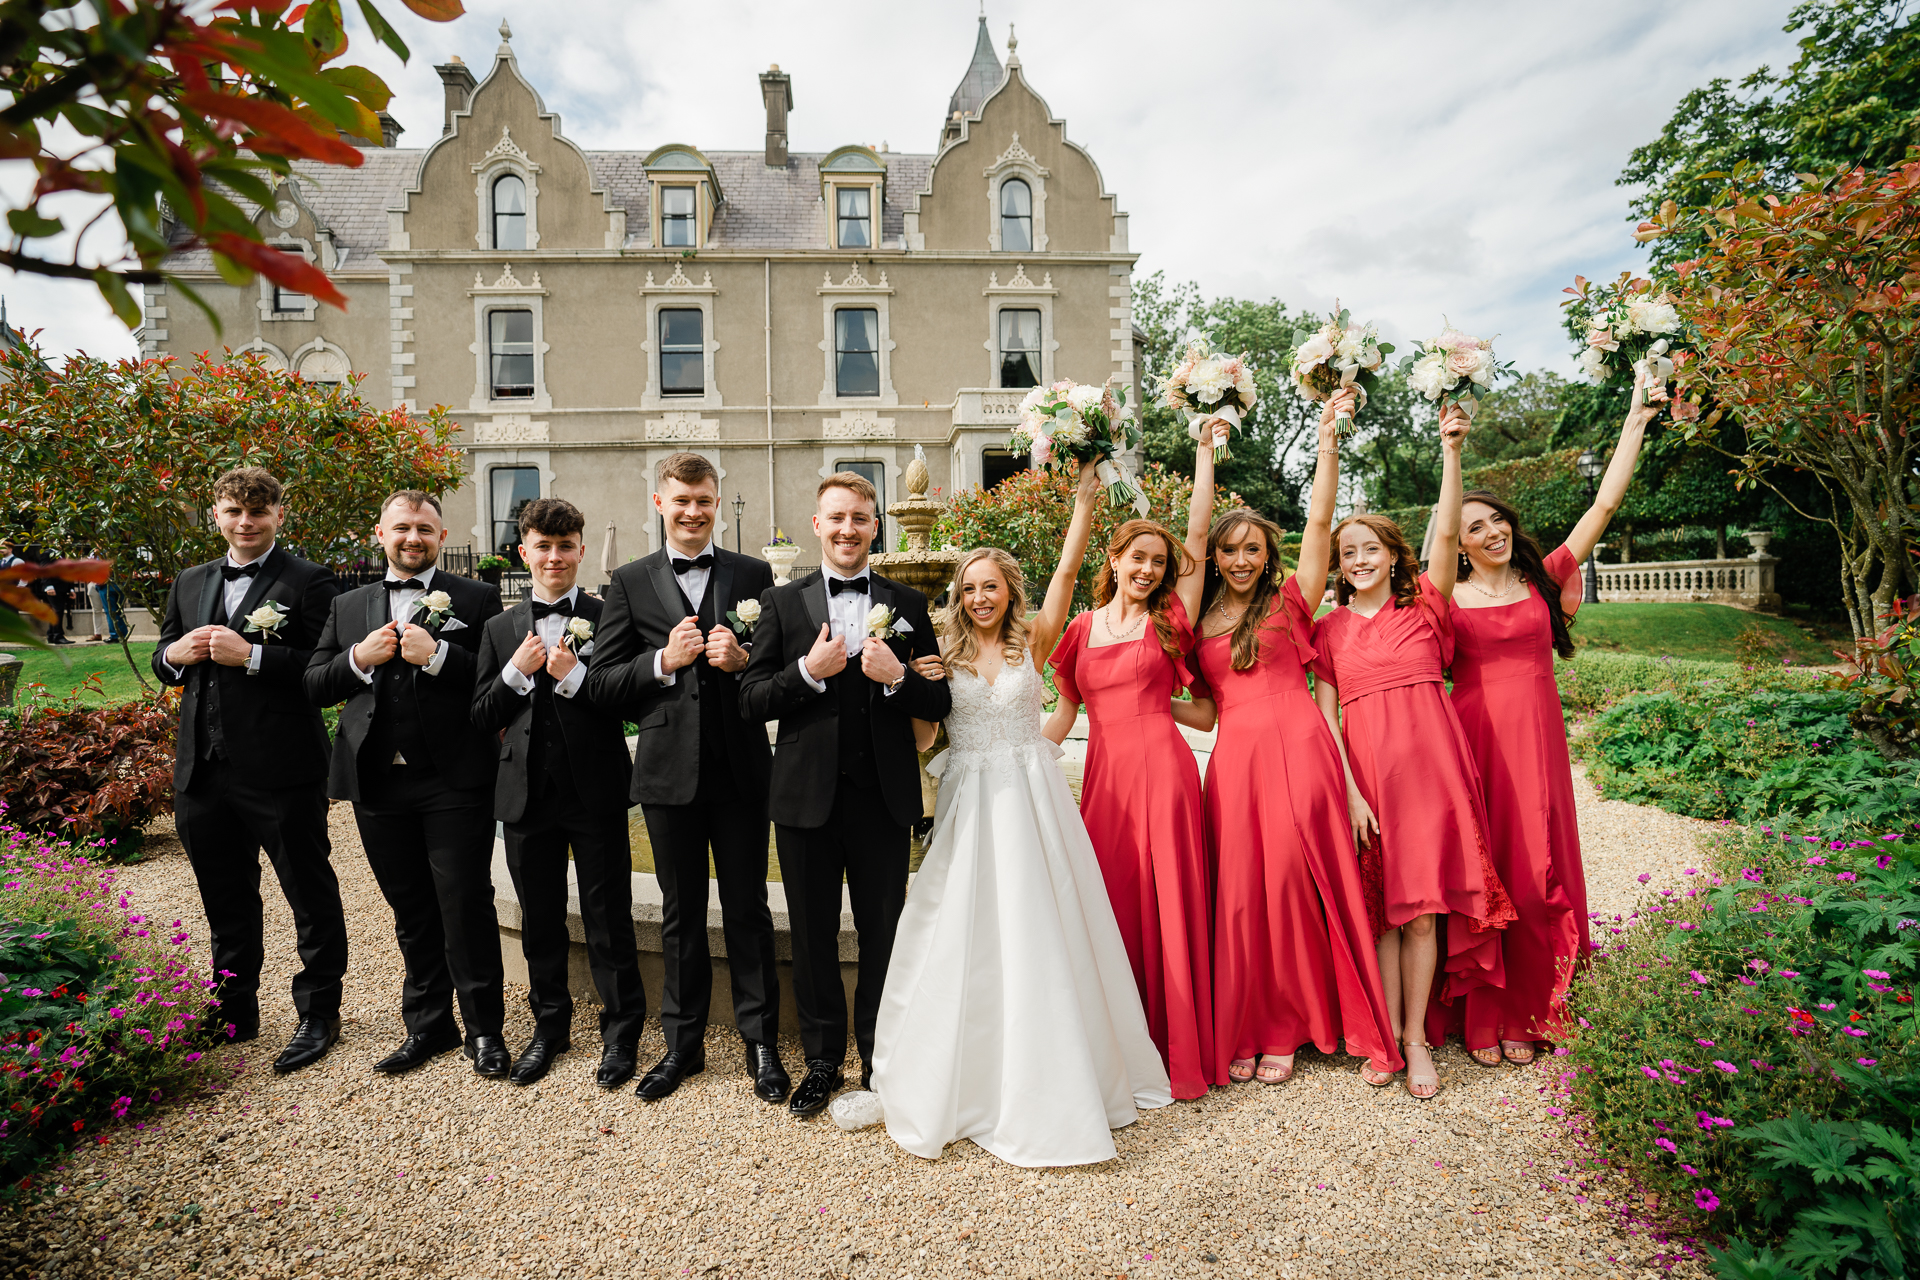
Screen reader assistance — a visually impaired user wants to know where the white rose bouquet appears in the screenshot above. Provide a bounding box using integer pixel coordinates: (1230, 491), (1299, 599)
(1152, 338), (1258, 462)
(1286, 308), (1393, 440)
(241, 599), (289, 640)
(1564, 272), (1692, 416)
(1397, 320), (1516, 418)
(1006, 377), (1148, 516)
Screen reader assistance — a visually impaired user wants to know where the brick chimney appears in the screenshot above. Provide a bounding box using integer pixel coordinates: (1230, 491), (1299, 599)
(435, 56), (476, 136)
(759, 65), (792, 168)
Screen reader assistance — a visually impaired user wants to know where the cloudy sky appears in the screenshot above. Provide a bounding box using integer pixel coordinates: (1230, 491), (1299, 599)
(5, 0), (1800, 373)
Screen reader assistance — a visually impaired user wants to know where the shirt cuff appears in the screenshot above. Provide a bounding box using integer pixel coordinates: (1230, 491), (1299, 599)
(158, 654), (183, 680)
(555, 660), (587, 699)
(882, 678), (900, 697)
(500, 662), (536, 696)
(347, 648), (375, 685)
(246, 644), (263, 674)
(424, 639), (448, 677)
(653, 648), (677, 687)
(797, 657), (827, 693)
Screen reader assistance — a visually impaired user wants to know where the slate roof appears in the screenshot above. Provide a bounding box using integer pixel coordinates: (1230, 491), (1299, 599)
(947, 16), (1004, 124)
(162, 146), (937, 272)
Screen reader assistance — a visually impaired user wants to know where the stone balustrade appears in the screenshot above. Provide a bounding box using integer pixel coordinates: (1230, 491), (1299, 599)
(1594, 534), (1781, 612)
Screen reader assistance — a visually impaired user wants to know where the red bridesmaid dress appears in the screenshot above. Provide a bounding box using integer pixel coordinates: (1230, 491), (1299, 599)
(1436, 545), (1588, 1049)
(1049, 599), (1216, 1099)
(1311, 576), (1514, 1006)
(1193, 578), (1401, 1077)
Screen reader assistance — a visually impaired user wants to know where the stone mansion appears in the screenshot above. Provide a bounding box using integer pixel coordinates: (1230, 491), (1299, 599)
(148, 17), (1141, 569)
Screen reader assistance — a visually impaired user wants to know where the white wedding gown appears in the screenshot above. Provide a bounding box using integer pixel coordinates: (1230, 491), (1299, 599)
(870, 660), (1172, 1167)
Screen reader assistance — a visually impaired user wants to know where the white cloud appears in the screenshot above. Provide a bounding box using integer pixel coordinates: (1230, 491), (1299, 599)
(0, 0), (1799, 376)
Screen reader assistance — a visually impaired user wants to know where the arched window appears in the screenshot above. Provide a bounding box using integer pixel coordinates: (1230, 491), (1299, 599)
(492, 173), (527, 250)
(999, 179), (1032, 253)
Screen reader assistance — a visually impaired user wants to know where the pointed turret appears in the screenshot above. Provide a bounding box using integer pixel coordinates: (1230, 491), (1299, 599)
(941, 11), (1003, 148)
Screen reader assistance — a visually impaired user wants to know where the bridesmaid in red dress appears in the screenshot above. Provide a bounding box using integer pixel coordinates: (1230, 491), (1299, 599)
(1045, 460), (1217, 1099)
(1184, 394), (1403, 1089)
(1439, 376), (1656, 1065)
(1311, 404), (1514, 1098)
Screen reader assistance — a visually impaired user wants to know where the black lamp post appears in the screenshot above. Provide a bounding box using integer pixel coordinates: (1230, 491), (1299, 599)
(1576, 447), (1605, 604)
(731, 493), (745, 553)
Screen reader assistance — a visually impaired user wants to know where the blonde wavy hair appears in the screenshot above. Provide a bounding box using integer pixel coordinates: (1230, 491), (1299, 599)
(935, 546), (1033, 675)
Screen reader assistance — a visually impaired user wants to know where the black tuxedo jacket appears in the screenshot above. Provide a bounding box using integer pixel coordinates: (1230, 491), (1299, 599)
(737, 569), (949, 829)
(304, 571), (503, 801)
(586, 546), (775, 807)
(471, 593), (633, 822)
(153, 546), (341, 791)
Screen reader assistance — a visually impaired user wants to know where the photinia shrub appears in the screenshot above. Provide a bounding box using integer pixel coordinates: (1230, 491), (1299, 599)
(0, 681), (176, 860)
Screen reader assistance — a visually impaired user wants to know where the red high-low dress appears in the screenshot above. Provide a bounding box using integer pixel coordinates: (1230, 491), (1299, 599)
(1050, 599), (1216, 1099)
(1311, 576), (1514, 1007)
(1192, 578), (1401, 1077)
(1433, 546), (1588, 1049)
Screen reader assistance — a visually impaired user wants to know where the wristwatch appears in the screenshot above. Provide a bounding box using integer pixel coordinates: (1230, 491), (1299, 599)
(885, 673), (906, 695)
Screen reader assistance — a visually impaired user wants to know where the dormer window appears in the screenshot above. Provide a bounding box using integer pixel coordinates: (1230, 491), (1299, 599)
(492, 173), (527, 250)
(660, 186), (697, 247)
(1000, 179), (1033, 253)
(836, 187), (871, 249)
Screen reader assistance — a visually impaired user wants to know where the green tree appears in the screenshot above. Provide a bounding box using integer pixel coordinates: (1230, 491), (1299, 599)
(1466, 370), (1574, 467)
(1621, 0), (1920, 272)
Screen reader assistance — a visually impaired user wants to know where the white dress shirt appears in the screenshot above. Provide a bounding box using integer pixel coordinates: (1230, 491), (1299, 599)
(653, 540), (716, 686)
(799, 563), (898, 696)
(158, 546), (271, 678)
(499, 584), (587, 699)
(347, 565), (449, 682)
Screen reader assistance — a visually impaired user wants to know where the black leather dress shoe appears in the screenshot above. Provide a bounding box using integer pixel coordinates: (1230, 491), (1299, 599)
(371, 1031), (462, 1075)
(508, 1035), (570, 1087)
(465, 1034), (512, 1079)
(745, 1040), (790, 1104)
(271, 1016), (341, 1075)
(596, 1043), (638, 1090)
(634, 1048), (704, 1100)
(788, 1060), (845, 1117)
(860, 1059), (873, 1091)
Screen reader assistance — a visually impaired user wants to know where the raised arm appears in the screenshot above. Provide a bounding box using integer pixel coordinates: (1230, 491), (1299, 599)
(1292, 389), (1352, 604)
(1426, 403), (1470, 598)
(1564, 373), (1658, 565)
(1031, 461), (1101, 664)
(1173, 420), (1226, 622)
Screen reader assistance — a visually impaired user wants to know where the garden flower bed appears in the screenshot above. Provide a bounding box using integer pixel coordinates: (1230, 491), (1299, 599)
(0, 808), (225, 1192)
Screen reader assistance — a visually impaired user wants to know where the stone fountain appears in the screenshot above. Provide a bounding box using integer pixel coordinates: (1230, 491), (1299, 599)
(870, 444), (961, 600)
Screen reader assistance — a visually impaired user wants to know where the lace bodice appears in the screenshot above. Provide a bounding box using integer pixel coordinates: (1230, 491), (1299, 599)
(931, 660), (1058, 779)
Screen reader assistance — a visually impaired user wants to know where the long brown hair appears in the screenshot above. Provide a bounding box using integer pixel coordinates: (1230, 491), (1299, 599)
(1332, 513), (1422, 611)
(936, 546), (1033, 675)
(1456, 488), (1575, 659)
(1200, 507), (1290, 671)
(1093, 519), (1189, 666)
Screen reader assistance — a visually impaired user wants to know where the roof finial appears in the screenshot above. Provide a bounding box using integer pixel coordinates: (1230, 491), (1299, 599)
(1007, 22), (1018, 64)
(499, 19), (512, 40)
(497, 18), (513, 55)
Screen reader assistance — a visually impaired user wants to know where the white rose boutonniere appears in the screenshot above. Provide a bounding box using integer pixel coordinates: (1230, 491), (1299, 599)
(726, 597), (761, 635)
(241, 600), (289, 640)
(413, 590), (455, 629)
(865, 602), (911, 640)
(565, 615), (594, 651)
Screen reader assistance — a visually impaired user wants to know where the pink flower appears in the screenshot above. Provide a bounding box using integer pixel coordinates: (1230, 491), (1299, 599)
(1681, 1164), (1700, 1176)
(1689, 971), (1710, 984)
(1636, 873), (1651, 884)
(1695, 1189), (1720, 1212)
(1695, 1038), (1715, 1047)
(1864, 970), (1890, 979)
(1877, 855), (1894, 869)
(1641, 1066), (1661, 1080)
(1655, 1137), (1678, 1154)
(1712, 1061), (1738, 1074)
(1857, 1058), (1879, 1067)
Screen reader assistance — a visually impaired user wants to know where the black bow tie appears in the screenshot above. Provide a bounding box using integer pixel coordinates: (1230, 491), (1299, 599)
(827, 575), (870, 597)
(671, 554), (714, 574)
(384, 577), (426, 592)
(530, 597), (574, 619)
(221, 562), (260, 581)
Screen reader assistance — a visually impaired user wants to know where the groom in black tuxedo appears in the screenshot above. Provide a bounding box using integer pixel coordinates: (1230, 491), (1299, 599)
(153, 466), (347, 1073)
(587, 452), (784, 1104)
(305, 491), (508, 1079)
(739, 471), (949, 1116)
(472, 497), (647, 1089)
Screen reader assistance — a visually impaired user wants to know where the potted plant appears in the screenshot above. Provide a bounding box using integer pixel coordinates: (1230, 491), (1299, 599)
(761, 529), (801, 586)
(477, 553), (510, 585)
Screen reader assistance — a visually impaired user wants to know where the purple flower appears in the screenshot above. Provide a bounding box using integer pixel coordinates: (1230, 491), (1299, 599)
(1637, 873), (1651, 884)
(1857, 1058), (1879, 1067)
(1641, 1066), (1661, 1081)
(1696, 1189), (1721, 1212)
(1690, 971), (1711, 984)
(1837, 872), (1858, 883)
(1712, 1061), (1739, 1073)
(1655, 1137), (1678, 1154)
(1865, 969), (1891, 980)
(1681, 1164), (1700, 1176)
(1843, 1027), (1868, 1037)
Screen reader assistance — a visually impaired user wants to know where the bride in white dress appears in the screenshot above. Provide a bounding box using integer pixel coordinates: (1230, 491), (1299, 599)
(870, 462), (1172, 1167)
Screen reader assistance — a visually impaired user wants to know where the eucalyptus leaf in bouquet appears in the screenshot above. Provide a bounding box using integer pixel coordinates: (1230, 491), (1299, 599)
(1007, 378), (1149, 516)
(1397, 321), (1516, 418)
(1286, 307), (1394, 440)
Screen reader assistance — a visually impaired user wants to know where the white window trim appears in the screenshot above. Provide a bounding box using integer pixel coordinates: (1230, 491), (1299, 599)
(818, 446), (902, 552)
(983, 267), (1058, 390)
(467, 264), (551, 412)
(288, 336), (351, 387)
(638, 266), (721, 410)
(256, 235), (318, 322)
(471, 454), (554, 551)
(817, 263), (897, 408)
(984, 134), (1049, 253)
(234, 337), (289, 371)
(471, 127), (542, 252)
(826, 179), (883, 253)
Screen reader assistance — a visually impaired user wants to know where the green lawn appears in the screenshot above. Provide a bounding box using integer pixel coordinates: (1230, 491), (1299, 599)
(1568, 602), (1830, 664)
(5, 640), (161, 705)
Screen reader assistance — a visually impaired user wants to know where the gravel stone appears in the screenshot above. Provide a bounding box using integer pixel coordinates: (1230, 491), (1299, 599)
(5, 764), (1713, 1278)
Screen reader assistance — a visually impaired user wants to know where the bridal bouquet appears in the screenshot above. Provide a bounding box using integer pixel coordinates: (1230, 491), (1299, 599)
(1008, 378), (1149, 516)
(1399, 322), (1515, 417)
(1153, 339), (1257, 462)
(1287, 308), (1393, 439)
(1564, 272), (1692, 413)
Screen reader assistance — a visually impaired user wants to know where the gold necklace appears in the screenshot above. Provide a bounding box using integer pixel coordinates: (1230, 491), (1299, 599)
(1103, 602), (1148, 641)
(1466, 569), (1522, 600)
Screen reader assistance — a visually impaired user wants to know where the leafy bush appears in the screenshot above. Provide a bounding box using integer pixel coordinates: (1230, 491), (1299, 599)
(1563, 823), (1917, 1278)
(1832, 592), (1920, 761)
(0, 682), (175, 861)
(1555, 651), (1791, 715)
(1, 812), (225, 1191)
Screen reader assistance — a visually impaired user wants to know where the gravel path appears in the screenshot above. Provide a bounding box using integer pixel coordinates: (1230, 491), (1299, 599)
(6, 765), (1714, 1280)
